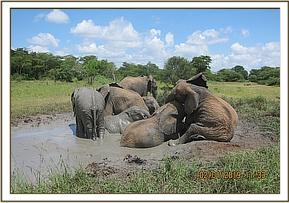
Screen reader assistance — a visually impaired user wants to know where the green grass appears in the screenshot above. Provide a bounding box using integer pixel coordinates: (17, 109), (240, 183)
(11, 77), (113, 119)
(208, 81), (280, 100)
(11, 80), (279, 120)
(12, 145), (279, 194)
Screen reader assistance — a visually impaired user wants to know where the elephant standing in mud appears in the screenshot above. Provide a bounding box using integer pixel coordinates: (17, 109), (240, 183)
(71, 87), (105, 140)
(165, 80), (238, 145)
(98, 83), (149, 116)
(142, 96), (160, 115)
(120, 101), (186, 148)
(119, 75), (158, 98)
(104, 106), (150, 134)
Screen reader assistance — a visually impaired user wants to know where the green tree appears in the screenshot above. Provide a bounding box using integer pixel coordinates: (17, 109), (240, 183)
(163, 56), (195, 84)
(191, 55), (212, 74)
(231, 65), (248, 80)
(217, 69), (243, 82)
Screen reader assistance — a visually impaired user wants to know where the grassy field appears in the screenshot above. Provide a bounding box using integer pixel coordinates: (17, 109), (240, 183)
(11, 77), (113, 119)
(11, 79), (279, 120)
(11, 79), (280, 194)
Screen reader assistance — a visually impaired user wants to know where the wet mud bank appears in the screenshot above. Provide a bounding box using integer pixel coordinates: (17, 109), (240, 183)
(11, 113), (277, 183)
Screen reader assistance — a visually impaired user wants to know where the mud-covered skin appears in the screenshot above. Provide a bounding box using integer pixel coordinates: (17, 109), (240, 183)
(119, 75), (158, 98)
(142, 96), (160, 114)
(104, 106), (150, 134)
(166, 81), (238, 145)
(71, 87), (105, 140)
(120, 101), (186, 148)
(98, 85), (149, 116)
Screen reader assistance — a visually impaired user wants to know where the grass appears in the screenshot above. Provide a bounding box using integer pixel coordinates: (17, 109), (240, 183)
(12, 145), (279, 194)
(11, 77), (113, 119)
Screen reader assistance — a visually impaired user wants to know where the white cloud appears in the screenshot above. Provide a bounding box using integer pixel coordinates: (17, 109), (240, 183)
(71, 17), (141, 48)
(241, 29), (250, 37)
(174, 43), (208, 58)
(28, 33), (59, 47)
(211, 42), (280, 71)
(28, 45), (49, 53)
(186, 29), (228, 45)
(165, 32), (174, 46)
(45, 9), (69, 24)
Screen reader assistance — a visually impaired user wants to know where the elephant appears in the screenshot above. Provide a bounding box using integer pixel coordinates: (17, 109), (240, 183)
(119, 75), (158, 98)
(165, 80), (238, 145)
(185, 72), (208, 88)
(120, 101), (186, 148)
(98, 83), (149, 116)
(142, 96), (160, 114)
(104, 106), (150, 134)
(71, 87), (105, 140)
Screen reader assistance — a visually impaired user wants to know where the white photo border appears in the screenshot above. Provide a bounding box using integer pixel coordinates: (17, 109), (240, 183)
(2, 1), (288, 201)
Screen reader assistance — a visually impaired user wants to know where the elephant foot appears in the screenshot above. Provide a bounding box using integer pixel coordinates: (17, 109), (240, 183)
(92, 136), (97, 141)
(168, 139), (179, 146)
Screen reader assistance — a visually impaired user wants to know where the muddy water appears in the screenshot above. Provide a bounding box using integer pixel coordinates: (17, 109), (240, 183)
(11, 114), (276, 183)
(11, 116), (181, 183)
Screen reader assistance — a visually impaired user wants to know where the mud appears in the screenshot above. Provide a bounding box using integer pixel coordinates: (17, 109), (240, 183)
(11, 113), (277, 183)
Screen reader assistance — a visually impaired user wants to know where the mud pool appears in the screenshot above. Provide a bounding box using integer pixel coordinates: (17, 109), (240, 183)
(11, 113), (276, 183)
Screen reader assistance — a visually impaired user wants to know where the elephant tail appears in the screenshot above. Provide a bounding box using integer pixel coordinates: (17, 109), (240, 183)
(91, 91), (98, 140)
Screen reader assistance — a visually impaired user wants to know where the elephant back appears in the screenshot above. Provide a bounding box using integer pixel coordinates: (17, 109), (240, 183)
(109, 87), (149, 115)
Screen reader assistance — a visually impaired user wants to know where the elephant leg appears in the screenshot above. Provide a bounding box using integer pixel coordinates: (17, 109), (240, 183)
(178, 123), (232, 143)
(97, 110), (105, 139)
(76, 117), (85, 138)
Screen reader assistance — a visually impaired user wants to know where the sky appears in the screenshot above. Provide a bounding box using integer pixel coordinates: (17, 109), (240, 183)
(11, 9), (280, 72)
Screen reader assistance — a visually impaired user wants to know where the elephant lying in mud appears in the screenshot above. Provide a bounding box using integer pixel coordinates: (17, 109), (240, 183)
(104, 106), (150, 134)
(120, 101), (186, 148)
(119, 75), (158, 98)
(98, 83), (149, 116)
(142, 96), (160, 114)
(166, 80), (238, 145)
(71, 87), (105, 140)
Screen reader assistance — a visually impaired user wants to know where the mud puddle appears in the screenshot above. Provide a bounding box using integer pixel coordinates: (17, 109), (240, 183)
(11, 113), (277, 183)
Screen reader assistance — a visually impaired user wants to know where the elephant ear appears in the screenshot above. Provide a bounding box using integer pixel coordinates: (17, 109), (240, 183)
(98, 85), (110, 100)
(159, 110), (178, 136)
(186, 73), (208, 88)
(184, 87), (199, 115)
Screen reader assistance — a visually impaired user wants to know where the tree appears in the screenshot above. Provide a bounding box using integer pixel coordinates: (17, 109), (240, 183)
(249, 66), (279, 86)
(191, 55), (212, 74)
(231, 65), (248, 80)
(217, 69), (243, 82)
(163, 56), (195, 84)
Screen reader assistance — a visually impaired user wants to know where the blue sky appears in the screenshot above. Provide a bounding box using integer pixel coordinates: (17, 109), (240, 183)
(11, 9), (280, 71)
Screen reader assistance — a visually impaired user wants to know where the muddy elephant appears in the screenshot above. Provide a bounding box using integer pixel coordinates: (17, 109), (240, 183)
(142, 96), (160, 115)
(105, 106), (150, 134)
(71, 87), (105, 140)
(98, 83), (149, 116)
(120, 101), (186, 148)
(119, 75), (158, 98)
(165, 80), (238, 145)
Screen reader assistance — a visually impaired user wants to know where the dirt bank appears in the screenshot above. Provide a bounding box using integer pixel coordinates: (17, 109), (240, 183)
(11, 113), (277, 183)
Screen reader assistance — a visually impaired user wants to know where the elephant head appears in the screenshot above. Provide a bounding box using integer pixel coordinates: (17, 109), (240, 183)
(124, 106), (150, 121)
(147, 75), (158, 98)
(166, 81), (199, 115)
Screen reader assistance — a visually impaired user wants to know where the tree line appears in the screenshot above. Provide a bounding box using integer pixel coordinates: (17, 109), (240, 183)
(11, 48), (280, 86)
